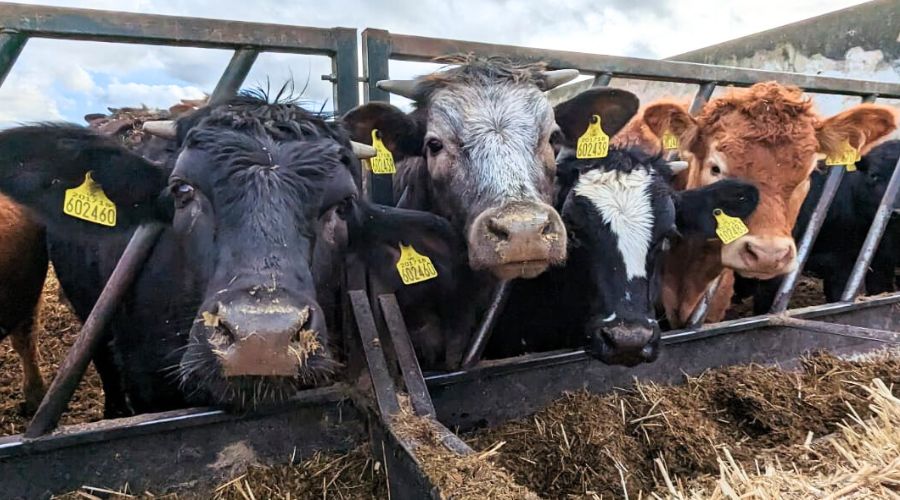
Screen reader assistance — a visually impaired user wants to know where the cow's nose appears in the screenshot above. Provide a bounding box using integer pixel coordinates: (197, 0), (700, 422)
(468, 201), (567, 279)
(214, 300), (323, 377)
(589, 323), (659, 367)
(737, 237), (795, 272)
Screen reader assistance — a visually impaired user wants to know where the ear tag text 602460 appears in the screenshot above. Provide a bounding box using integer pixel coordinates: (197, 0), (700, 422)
(662, 129), (680, 150)
(369, 129), (397, 175)
(63, 172), (117, 227)
(824, 141), (860, 172)
(576, 114), (610, 159)
(713, 209), (748, 245)
(396, 244), (438, 285)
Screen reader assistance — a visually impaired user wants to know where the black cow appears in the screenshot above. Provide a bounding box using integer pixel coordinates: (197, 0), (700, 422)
(487, 147), (760, 365)
(736, 140), (900, 313)
(0, 94), (456, 415)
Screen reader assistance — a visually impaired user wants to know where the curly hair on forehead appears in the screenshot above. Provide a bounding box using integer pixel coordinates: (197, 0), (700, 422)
(697, 81), (818, 145)
(412, 54), (549, 102)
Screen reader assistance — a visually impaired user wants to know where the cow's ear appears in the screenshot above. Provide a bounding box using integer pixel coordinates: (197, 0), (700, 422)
(0, 124), (170, 237)
(642, 101), (697, 142)
(346, 200), (462, 288)
(342, 103), (424, 160)
(554, 88), (639, 143)
(673, 179), (759, 238)
(816, 104), (897, 157)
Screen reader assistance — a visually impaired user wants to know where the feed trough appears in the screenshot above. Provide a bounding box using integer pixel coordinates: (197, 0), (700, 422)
(0, 4), (897, 498)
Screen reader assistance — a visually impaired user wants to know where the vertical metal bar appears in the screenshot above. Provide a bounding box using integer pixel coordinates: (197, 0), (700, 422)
(840, 154), (900, 301)
(378, 294), (435, 417)
(679, 81), (720, 327)
(770, 94), (879, 312)
(361, 29), (395, 206)
(349, 290), (401, 417)
(592, 72), (612, 87)
(26, 224), (164, 438)
(331, 27), (359, 116)
(208, 48), (259, 105)
(0, 31), (27, 87)
(461, 280), (512, 368)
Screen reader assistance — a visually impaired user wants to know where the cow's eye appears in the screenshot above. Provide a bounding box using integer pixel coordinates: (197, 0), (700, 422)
(426, 138), (443, 155)
(710, 164), (722, 175)
(171, 181), (195, 207)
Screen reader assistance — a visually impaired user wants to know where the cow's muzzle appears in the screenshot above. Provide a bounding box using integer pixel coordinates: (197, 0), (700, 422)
(588, 320), (660, 367)
(467, 201), (567, 280)
(205, 298), (328, 378)
(722, 235), (796, 279)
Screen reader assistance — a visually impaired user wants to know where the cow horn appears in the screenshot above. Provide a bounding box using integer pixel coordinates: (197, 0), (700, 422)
(376, 79), (418, 99)
(666, 161), (689, 173)
(542, 69), (580, 90)
(352, 141), (377, 159)
(142, 120), (177, 139)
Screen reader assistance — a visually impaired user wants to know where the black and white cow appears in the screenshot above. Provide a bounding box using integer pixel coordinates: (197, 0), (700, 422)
(736, 139), (900, 312)
(488, 145), (760, 365)
(0, 93), (456, 415)
(344, 57), (640, 367)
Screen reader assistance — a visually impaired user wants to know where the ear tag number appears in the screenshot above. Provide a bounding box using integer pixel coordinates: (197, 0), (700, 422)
(576, 114), (610, 159)
(63, 172), (117, 227)
(661, 129), (680, 150)
(370, 129), (396, 175)
(713, 209), (748, 244)
(396, 244), (438, 285)
(824, 140), (860, 172)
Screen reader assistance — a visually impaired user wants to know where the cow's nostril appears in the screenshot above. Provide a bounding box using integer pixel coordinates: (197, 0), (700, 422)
(487, 218), (510, 241)
(540, 220), (553, 236)
(742, 241), (760, 264)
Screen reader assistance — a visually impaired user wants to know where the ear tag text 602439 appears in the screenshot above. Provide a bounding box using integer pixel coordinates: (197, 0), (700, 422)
(576, 114), (610, 159)
(661, 129), (680, 150)
(63, 172), (117, 227)
(396, 244), (438, 285)
(369, 129), (397, 175)
(824, 141), (860, 172)
(713, 209), (748, 245)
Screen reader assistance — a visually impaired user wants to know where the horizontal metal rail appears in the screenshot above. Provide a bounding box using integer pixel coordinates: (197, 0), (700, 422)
(363, 28), (900, 98)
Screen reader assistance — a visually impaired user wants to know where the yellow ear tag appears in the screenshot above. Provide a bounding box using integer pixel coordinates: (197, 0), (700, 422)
(576, 114), (609, 159)
(63, 172), (117, 227)
(661, 130), (680, 150)
(713, 209), (748, 245)
(396, 244), (438, 285)
(824, 140), (859, 172)
(370, 129), (396, 175)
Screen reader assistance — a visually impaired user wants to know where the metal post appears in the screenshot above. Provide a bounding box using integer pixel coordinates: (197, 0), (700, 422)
(771, 94), (880, 311)
(592, 72), (612, 87)
(349, 290), (401, 417)
(677, 81), (720, 326)
(361, 29), (395, 206)
(378, 294), (435, 417)
(26, 224), (164, 438)
(460, 280), (512, 368)
(208, 48), (259, 105)
(331, 28), (360, 116)
(840, 154), (900, 301)
(0, 31), (27, 87)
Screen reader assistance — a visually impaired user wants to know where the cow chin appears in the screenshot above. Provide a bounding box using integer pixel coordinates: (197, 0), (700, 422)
(178, 325), (339, 410)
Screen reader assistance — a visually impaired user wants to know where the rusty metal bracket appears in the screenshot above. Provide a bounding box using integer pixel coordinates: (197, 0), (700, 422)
(770, 315), (900, 344)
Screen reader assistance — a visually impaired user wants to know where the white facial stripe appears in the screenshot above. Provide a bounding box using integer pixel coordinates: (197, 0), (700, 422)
(574, 168), (655, 280)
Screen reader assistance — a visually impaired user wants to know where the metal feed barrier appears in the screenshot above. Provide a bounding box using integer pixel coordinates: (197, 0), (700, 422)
(0, 5), (897, 498)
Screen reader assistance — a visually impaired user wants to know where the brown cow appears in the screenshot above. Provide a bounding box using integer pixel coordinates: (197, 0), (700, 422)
(0, 194), (48, 414)
(630, 82), (897, 326)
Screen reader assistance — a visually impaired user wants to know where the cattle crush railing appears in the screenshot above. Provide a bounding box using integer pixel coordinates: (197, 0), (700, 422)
(0, 4), (895, 498)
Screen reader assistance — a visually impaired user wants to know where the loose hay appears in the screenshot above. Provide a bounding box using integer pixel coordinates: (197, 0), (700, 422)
(393, 394), (541, 500)
(469, 350), (900, 499)
(0, 267), (102, 436)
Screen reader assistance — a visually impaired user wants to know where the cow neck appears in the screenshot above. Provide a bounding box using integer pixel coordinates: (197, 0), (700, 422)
(661, 237), (724, 328)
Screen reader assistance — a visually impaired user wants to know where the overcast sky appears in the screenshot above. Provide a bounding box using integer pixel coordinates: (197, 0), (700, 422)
(0, 0), (870, 126)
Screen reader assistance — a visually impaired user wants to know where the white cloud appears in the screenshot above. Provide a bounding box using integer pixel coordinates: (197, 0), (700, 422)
(102, 81), (207, 109)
